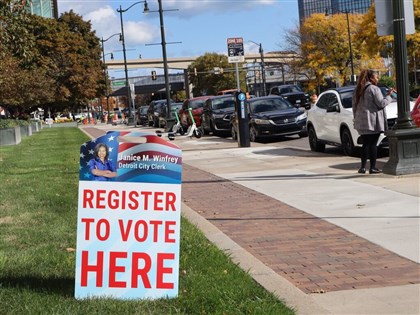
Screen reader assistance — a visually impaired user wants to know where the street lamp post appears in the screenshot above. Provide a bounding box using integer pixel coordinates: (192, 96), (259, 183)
(101, 33), (120, 124)
(326, 8), (355, 84)
(117, 1), (149, 122)
(248, 41), (266, 96)
(144, 0), (179, 119)
(344, 10), (355, 84)
(383, 0), (420, 175)
(157, 0), (171, 118)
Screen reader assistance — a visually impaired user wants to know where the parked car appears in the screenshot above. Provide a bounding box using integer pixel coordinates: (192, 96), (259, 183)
(135, 106), (149, 126)
(230, 96), (307, 142)
(410, 95), (420, 127)
(306, 86), (415, 156)
(179, 96), (213, 131)
(269, 84), (310, 109)
(147, 100), (168, 127)
(201, 95), (236, 135)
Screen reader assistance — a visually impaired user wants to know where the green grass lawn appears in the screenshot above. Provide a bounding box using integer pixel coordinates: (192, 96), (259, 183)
(0, 127), (294, 315)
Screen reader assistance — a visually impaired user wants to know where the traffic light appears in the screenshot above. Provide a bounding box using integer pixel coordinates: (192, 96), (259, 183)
(194, 67), (197, 77)
(151, 70), (157, 80)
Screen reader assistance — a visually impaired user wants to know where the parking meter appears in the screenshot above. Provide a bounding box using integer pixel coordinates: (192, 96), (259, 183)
(234, 91), (250, 147)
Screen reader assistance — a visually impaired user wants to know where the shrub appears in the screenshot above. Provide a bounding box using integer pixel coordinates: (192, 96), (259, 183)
(0, 119), (30, 129)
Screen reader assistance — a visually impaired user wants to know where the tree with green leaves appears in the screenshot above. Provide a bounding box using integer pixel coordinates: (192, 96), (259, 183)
(0, 4), (105, 117)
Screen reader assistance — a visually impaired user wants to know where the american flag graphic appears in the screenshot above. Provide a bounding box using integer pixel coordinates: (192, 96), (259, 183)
(79, 131), (182, 184)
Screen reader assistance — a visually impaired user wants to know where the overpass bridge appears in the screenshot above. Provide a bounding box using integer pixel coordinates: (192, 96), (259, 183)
(107, 51), (304, 98)
(105, 51), (300, 70)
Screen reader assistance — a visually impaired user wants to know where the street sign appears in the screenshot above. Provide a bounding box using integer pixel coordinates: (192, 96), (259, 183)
(227, 37), (244, 63)
(375, 0), (415, 36)
(112, 81), (126, 87)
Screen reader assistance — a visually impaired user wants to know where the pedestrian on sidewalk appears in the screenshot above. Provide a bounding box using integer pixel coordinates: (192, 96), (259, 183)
(352, 69), (395, 174)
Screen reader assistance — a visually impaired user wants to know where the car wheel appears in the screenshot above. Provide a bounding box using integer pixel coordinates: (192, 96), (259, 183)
(153, 118), (159, 128)
(341, 128), (356, 156)
(210, 121), (219, 136)
(249, 126), (258, 142)
(231, 125), (237, 140)
(308, 126), (325, 152)
(201, 116), (210, 135)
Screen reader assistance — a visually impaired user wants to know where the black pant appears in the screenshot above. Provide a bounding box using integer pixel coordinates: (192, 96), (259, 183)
(360, 133), (380, 169)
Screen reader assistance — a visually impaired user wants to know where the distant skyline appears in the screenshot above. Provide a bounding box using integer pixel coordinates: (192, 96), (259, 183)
(57, 0), (300, 78)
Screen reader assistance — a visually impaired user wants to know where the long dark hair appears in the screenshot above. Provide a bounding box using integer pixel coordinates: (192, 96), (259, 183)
(93, 143), (109, 160)
(354, 69), (377, 108)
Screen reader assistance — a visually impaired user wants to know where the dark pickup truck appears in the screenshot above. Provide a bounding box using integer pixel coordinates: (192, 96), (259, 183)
(269, 84), (310, 109)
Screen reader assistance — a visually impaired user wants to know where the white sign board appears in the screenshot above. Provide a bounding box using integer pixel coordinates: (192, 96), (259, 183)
(376, 0), (415, 36)
(227, 37), (245, 63)
(75, 131), (182, 300)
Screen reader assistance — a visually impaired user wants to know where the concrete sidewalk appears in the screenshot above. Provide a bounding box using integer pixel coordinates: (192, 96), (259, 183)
(80, 124), (420, 315)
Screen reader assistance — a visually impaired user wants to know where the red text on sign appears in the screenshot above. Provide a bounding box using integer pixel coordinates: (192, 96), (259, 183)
(80, 250), (175, 289)
(82, 189), (177, 211)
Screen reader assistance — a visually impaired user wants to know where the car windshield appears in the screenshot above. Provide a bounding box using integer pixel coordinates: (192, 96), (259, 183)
(140, 107), (148, 114)
(250, 98), (294, 113)
(339, 91), (354, 109)
(189, 99), (205, 109)
(280, 86), (302, 94)
(213, 98), (235, 110)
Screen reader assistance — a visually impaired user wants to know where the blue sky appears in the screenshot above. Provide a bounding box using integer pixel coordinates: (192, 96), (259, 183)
(58, 0), (300, 78)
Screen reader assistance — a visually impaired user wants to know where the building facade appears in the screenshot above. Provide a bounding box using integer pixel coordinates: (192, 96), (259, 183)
(26, 0), (58, 19)
(298, 0), (373, 23)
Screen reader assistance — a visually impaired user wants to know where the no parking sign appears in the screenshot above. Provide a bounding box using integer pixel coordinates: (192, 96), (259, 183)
(75, 131), (182, 299)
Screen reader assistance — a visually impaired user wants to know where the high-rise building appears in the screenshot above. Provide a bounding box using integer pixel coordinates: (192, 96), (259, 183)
(298, 0), (373, 23)
(26, 0), (58, 19)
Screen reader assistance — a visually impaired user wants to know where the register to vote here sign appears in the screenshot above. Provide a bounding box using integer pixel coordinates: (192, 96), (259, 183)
(75, 131), (182, 299)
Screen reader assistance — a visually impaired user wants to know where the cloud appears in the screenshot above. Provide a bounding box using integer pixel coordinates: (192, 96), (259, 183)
(124, 21), (158, 45)
(58, 2), (159, 48)
(84, 5), (114, 23)
(145, 0), (279, 19)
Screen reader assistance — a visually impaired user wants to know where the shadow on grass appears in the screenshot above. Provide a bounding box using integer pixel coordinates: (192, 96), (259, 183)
(0, 276), (75, 297)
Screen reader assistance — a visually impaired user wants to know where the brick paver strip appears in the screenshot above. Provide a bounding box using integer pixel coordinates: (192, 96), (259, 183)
(81, 128), (420, 293)
(181, 164), (420, 294)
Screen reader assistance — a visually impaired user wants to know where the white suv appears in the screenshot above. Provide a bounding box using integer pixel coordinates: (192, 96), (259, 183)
(306, 86), (412, 156)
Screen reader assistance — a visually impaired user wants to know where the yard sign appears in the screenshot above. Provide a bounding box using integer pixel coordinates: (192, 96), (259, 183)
(75, 131), (182, 299)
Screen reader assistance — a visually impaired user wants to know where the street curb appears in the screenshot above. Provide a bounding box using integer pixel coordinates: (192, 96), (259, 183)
(181, 202), (331, 315)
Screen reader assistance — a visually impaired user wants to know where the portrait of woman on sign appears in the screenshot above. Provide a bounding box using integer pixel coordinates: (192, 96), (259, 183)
(88, 143), (117, 181)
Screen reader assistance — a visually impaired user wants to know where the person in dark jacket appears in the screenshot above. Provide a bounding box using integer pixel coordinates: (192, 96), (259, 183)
(352, 69), (395, 174)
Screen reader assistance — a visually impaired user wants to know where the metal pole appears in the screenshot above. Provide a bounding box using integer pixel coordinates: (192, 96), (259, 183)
(235, 63), (240, 90)
(118, 5), (132, 119)
(253, 61), (257, 97)
(259, 43), (267, 96)
(100, 39), (109, 123)
(345, 11), (355, 84)
(392, 0), (414, 128)
(158, 0), (172, 119)
(101, 33), (120, 123)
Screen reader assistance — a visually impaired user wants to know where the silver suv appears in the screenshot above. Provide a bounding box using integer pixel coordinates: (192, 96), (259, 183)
(306, 86), (406, 156)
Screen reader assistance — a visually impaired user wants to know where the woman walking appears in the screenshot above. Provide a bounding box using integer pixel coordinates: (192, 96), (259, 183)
(352, 69), (395, 174)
